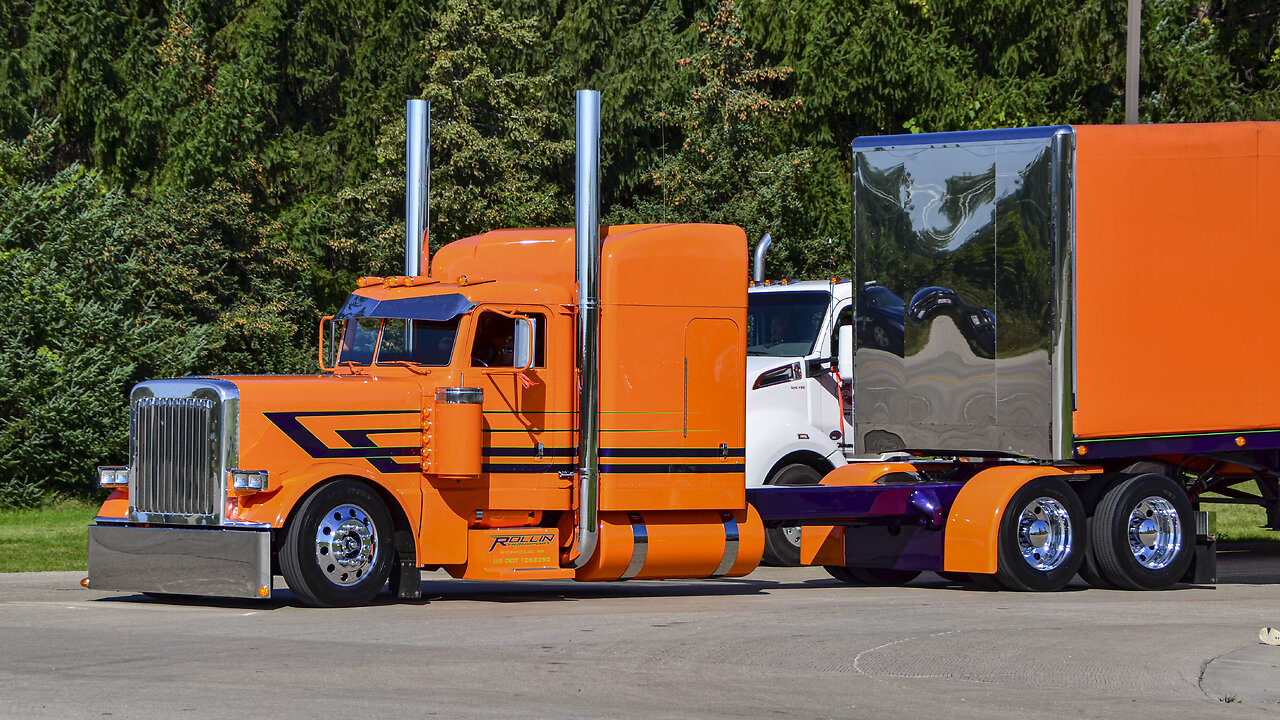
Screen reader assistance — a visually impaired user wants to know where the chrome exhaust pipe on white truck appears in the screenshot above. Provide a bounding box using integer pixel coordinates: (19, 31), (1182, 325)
(752, 232), (772, 282)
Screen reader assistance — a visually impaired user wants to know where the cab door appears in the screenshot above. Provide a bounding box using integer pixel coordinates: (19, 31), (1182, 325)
(465, 306), (570, 512)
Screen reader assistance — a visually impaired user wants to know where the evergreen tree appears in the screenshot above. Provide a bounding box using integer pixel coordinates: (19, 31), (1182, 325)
(334, 0), (573, 291)
(614, 0), (841, 278)
(0, 118), (314, 506)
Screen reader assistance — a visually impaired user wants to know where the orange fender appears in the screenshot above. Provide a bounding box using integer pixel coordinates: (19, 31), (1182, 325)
(231, 462), (421, 536)
(95, 490), (129, 520)
(799, 462), (921, 566)
(820, 462), (922, 486)
(943, 465), (1101, 574)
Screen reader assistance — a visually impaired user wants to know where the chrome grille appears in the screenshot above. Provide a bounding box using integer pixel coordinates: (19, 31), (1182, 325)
(130, 397), (221, 519)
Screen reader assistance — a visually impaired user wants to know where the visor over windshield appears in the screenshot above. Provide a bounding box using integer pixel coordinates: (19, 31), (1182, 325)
(337, 292), (474, 321)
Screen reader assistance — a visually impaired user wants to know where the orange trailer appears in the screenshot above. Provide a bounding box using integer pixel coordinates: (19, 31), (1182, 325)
(834, 121), (1279, 591)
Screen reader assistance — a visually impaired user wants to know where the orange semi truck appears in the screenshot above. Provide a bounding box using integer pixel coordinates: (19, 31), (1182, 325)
(87, 95), (1276, 604)
(89, 93), (763, 607)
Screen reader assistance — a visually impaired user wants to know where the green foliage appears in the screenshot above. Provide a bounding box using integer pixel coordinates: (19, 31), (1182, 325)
(0, 500), (98, 572)
(1, 0), (1279, 506)
(614, 0), (842, 278)
(416, 0), (573, 240)
(0, 119), (313, 504)
(545, 0), (702, 204)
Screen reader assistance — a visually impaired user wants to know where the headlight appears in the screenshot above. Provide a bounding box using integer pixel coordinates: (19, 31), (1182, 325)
(98, 466), (129, 489)
(228, 469), (270, 495)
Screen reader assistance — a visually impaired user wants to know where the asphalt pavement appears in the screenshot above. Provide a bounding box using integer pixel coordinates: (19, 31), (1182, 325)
(1, 547), (1277, 719)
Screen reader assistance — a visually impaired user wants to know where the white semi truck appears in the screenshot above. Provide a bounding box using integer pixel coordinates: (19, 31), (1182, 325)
(745, 236), (879, 564)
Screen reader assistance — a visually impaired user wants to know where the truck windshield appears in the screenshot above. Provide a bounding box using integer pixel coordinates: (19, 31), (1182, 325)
(338, 317), (459, 366)
(746, 290), (830, 357)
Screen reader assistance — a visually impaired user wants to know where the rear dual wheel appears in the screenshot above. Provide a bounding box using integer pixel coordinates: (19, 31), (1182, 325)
(994, 478), (1086, 591)
(1087, 474), (1194, 590)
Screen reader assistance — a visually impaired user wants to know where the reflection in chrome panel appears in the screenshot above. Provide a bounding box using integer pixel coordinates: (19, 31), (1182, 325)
(851, 128), (1074, 459)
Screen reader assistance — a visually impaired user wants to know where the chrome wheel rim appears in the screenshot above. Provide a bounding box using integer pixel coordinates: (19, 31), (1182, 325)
(1127, 496), (1182, 570)
(782, 525), (802, 548)
(315, 503), (379, 586)
(1016, 497), (1072, 571)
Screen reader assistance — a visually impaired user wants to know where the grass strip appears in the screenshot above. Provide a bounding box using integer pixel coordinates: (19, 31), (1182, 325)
(0, 493), (1273, 574)
(1207, 494), (1276, 544)
(0, 501), (97, 573)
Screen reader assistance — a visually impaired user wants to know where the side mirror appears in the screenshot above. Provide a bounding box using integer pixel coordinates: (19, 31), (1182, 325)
(837, 325), (853, 379)
(318, 315), (340, 371)
(513, 316), (537, 371)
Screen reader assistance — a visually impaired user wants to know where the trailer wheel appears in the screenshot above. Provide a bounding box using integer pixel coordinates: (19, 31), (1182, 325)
(762, 463), (823, 566)
(280, 480), (393, 607)
(1089, 473), (1194, 590)
(994, 478), (1086, 591)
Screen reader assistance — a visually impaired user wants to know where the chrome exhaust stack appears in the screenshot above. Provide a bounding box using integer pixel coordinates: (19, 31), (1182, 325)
(404, 99), (431, 276)
(572, 89), (602, 568)
(752, 232), (772, 282)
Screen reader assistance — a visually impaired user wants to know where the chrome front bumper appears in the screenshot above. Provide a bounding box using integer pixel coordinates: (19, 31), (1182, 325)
(88, 524), (271, 599)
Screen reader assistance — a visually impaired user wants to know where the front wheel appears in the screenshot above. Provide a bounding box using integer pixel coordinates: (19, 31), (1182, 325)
(280, 480), (394, 607)
(994, 478), (1086, 591)
(1089, 473), (1194, 590)
(761, 463), (823, 566)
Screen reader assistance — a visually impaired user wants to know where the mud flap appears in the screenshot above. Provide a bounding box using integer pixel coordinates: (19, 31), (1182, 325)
(1181, 511), (1216, 585)
(389, 530), (422, 600)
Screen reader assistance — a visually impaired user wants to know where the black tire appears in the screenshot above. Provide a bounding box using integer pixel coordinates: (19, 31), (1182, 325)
(761, 463), (823, 566)
(280, 480), (394, 607)
(1077, 516), (1118, 589)
(965, 573), (1004, 590)
(824, 565), (920, 585)
(849, 567), (920, 586)
(1090, 473), (1194, 591)
(994, 478), (1086, 591)
(824, 565), (860, 584)
(1078, 547), (1118, 589)
(870, 323), (892, 349)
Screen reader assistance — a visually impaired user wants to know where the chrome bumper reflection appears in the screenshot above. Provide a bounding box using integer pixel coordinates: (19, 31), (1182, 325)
(88, 525), (271, 599)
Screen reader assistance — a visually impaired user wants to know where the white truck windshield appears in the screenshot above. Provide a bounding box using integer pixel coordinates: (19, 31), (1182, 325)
(746, 290), (830, 358)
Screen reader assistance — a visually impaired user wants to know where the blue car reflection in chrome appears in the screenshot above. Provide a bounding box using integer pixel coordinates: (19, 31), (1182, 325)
(907, 286), (996, 359)
(856, 284), (905, 355)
